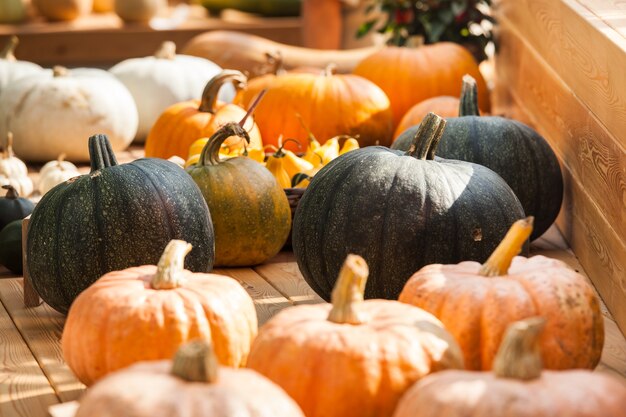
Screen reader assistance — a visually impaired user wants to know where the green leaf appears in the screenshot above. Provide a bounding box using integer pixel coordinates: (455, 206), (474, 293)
(357, 18), (380, 38)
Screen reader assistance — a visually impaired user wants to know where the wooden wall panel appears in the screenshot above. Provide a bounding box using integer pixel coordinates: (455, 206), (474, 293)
(495, 0), (626, 148)
(497, 20), (626, 241)
(495, 15), (626, 335)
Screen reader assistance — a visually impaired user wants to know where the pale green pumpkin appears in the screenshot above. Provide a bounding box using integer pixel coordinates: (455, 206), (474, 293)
(0, 0), (26, 24)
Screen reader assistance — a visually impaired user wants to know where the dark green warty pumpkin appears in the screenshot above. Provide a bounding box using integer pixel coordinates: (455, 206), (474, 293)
(186, 122), (291, 266)
(293, 113), (527, 301)
(27, 134), (215, 314)
(392, 75), (563, 240)
(0, 219), (24, 274)
(0, 185), (34, 230)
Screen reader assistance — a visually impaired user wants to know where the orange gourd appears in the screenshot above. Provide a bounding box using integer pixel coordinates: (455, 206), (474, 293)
(394, 95), (460, 137)
(399, 217), (604, 371)
(247, 254), (463, 417)
(75, 340), (305, 417)
(145, 70), (262, 159)
(353, 44), (490, 127)
(62, 240), (258, 386)
(393, 318), (626, 417)
(235, 65), (393, 152)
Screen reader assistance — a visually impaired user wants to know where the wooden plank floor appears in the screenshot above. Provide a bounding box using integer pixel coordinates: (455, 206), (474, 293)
(1, 244), (625, 417)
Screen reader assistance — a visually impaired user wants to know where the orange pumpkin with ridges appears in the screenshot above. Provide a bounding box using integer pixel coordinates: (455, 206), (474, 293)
(145, 70), (262, 159)
(235, 65), (393, 152)
(353, 44), (490, 127)
(399, 217), (604, 371)
(62, 240), (258, 386)
(394, 95), (459, 137)
(247, 254), (463, 417)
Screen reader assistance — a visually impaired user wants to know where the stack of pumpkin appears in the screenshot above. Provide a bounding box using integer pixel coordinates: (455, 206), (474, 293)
(1, 28), (625, 416)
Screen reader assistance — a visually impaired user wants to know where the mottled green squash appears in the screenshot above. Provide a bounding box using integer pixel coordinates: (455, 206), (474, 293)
(0, 185), (34, 230)
(27, 134), (214, 314)
(186, 123), (291, 266)
(392, 76), (562, 240)
(293, 113), (527, 301)
(0, 219), (23, 274)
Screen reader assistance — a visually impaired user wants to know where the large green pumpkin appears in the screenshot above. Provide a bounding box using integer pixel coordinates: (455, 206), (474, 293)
(187, 122), (291, 266)
(293, 113), (527, 301)
(27, 134), (215, 314)
(392, 76), (562, 240)
(0, 185), (34, 230)
(0, 219), (23, 274)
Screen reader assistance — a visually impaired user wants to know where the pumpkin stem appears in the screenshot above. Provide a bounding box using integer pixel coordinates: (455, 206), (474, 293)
(459, 74), (480, 117)
(239, 88), (266, 129)
(273, 137), (301, 157)
(53, 66), (69, 77)
(56, 153), (67, 168)
(199, 123), (250, 166)
(4, 132), (15, 158)
(406, 35), (425, 48)
(171, 339), (218, 383)
(327, 254), (369, 325)
(295, 112), (320, 146)
(493, 317), (545, 380)
(88, 134), (119, 172)
(154, 41), (176, 60)
(264, 50), (286, 75)
(199, 70), (248, 113)
(406, 113), (447, 160)
(479, 217), (534, 277)
(324, 63), (338, 76)
(152, 240), (192, 290)
(2, 185), (18, 199)
(1, 36), (18, 61)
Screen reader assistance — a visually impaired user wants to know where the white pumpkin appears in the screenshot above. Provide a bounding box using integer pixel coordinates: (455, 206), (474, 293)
(0, 37), (44, 96)
(0, 133), (33, 197)
(110, 41), (234, 142)
(0, 66), (138, 162)
(0, 0), (27, 23)
(114, 0), (165, 22)
(38, 153), (81, 195)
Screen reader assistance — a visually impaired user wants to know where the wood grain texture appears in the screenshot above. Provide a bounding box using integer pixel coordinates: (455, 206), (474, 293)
(0, 280), (85, 403)
(213, 268), (293, 326)
(574, 0), (626, 37)
(21, 216), (41, 308)
(254, 256), (325, 305)
(495, 18), (626, 336)
(0, 299), (59, 417)
(496, 20), (626, 252)
(496, 0), (626, 148)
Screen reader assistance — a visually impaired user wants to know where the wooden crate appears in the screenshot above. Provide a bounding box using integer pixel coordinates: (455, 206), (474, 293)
(493, 0), (626, 337)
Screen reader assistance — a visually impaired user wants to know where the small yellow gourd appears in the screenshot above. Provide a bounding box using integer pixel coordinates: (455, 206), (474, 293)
(265, 144), (291, 189)
(315, 136), (340, 165)
(339, 137), (360, 155)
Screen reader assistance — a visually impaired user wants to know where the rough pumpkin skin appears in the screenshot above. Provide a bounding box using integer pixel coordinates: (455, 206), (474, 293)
(27, 134), (214, 314)
(187, 123), (291, 266)
(292, 113), (526, 301)
(393, 319), (624, 417)
(145, 70), (262, 159)
(393, 76), (562, 240)
(62, 241), (257, 386)
(399, 220), (604, 371)
(75, 341), (305, 417)
(247, 255), (464, 417)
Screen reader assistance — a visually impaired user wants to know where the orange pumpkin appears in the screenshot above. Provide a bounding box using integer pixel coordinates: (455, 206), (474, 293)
(247, 254), (463, 417)
(62, 240), (258, 386)
(145, 70), (262, 159)
(76, 340), (305, 417)
(353, 44), (490, 127)
(235, 66), (393, 152)
(393, 318), (626, 417)
(394, 95), (459, 137)
(399, 217), (604, 371)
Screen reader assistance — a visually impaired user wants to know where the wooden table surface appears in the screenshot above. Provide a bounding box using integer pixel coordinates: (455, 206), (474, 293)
(1, 148), (625, 417)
